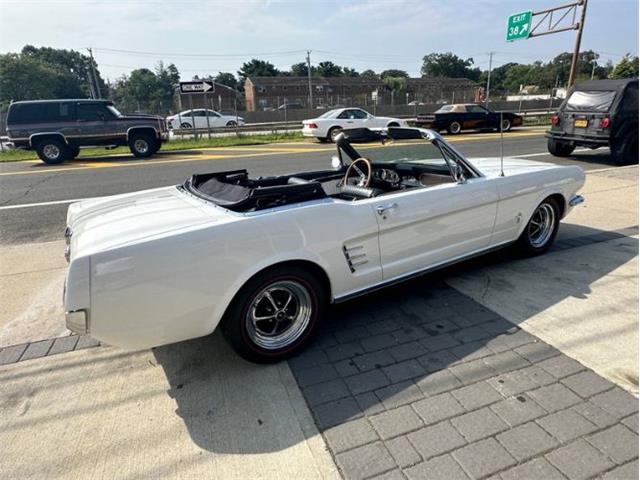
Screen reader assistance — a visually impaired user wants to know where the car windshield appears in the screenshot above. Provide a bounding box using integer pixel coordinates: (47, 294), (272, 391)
(342, 139), (451, 171)
(436, 105), (453, 112)
(107, 105), (122, 117)
(566, 90), (616, 112)
(318, 109), (339, 119)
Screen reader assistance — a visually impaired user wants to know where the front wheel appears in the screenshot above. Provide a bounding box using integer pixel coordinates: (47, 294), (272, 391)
(499, 118), (512, 132)
(547, 138), (575, 157)
(128, 133), (157, 158)
(517, 198), (560, 255)
(328, 127), (343, 143)
(222, 266), (327, 363)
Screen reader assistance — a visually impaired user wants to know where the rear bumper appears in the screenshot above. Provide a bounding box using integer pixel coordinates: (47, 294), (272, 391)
(302, 127), (321, 138)
(545, 131), (609, 146)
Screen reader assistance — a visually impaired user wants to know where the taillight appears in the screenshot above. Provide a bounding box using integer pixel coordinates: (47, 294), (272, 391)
(600, 117), (611, 129)
(551, 115), (560, 126)
(307, 123), (318, 129)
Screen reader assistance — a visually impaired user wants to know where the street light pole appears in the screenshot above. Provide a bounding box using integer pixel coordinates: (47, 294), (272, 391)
(485, 51), (493, 107)
(568, 0), (588, 87)
(306, 50), (313, 109)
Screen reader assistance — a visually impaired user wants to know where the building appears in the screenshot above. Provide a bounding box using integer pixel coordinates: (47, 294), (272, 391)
(244, 76), (479, 111)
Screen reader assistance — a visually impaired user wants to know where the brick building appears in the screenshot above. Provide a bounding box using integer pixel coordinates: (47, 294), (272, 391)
(244, 76), (479, 112)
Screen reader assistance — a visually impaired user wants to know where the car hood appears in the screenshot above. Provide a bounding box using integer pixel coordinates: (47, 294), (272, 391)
(468, 157), (572, 178)
(66, 186), (235, 259)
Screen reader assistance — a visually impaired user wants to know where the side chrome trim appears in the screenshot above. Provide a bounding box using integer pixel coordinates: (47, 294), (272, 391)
(569, 195), (585, 207)
(333, 240), (513, 304)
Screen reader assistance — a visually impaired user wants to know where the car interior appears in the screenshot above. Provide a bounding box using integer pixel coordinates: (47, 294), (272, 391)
(182, 128), (476, 212)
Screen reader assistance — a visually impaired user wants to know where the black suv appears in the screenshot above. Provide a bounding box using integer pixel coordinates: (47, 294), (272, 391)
(6, 99), (169, 164)
(546, 79), (638, 164)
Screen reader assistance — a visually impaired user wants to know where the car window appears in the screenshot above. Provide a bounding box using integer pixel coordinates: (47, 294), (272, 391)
(191, 110), (206, 117)
(207, 110), (221, 117)
(77, 103), (110, 121)
(352, 109), (369, 119)
(8, 102), (74, 124)
(436, 105), (453, 113)
(347, 141), (450, 170)
(467, 105), (488, 113)
(318, 109), (339, 119)
(337, 110), (351, 119)
(566, 90), (617, 112)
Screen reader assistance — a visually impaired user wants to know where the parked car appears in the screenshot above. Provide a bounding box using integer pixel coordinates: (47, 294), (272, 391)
(6, 99), (169, 164)
(302, 107), (407, 142)
(166, 109), (245, 129)
(415, 104), (523, 134)
(63, 126), (585, 363)
(546, 78), (638, 164)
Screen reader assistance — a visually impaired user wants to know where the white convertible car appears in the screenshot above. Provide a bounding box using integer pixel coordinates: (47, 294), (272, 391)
(302, 108), (407, 142)
(64, 127), (585, 362)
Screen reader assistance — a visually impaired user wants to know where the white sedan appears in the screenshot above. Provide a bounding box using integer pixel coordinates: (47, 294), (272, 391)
(166, 109), (245, 129)
(302, 108), (407, 142)
(63, 127), (584, 363)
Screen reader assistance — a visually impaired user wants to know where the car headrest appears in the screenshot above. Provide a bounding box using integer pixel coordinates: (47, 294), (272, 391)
(340, 184), (377, 198)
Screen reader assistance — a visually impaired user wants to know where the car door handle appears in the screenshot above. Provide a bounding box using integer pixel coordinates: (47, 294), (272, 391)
(376, 203), (398, 215)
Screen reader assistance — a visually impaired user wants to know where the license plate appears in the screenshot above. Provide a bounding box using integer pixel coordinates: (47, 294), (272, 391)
(574, 119), (588, 128)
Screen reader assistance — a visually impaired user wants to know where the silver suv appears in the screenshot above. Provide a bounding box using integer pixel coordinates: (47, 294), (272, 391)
(6, 99), (169, 164)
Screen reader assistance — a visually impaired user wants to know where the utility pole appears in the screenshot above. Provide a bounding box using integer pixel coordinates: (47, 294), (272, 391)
(568, 0), (588, 87)
(485, 51), (493, 107)
(87, 48), (102, 99)
(590, 58), (596, 80)
(306, 50), (313, 109)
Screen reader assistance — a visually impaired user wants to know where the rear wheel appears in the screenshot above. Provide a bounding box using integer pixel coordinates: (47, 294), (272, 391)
(128, 132), (157, 158)
(226, 121), (237, 127)
(35, 138), (67, 165)
(611, 133), (638, 165)
(180, 122), (192, 129)
(500, 118), (512, 132)
(517, 198), (560, 256)
(447, 121), (462, 134)
(547, 138), (575, 157)
(329, 126), (343, 143)
(222, 265), (327, 363)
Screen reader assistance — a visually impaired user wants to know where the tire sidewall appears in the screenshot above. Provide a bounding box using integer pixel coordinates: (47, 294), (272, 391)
(501, 119), (512, 132)
(448, 122), (462, 134)
(518, 198), (561, 255)
(329, 127), (343, 143)
(129, 133), (155, 158)
(223, 267), (326, 363)
(36, 139), (66, 164)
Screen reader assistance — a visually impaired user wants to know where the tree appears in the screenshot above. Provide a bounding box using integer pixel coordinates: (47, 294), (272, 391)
(342, 67), (359, 77)
(238, 59), (279, 79)
(380, 69), (408, 79)
(290, 62), (314, 77)
(421, 52), (481, 81)
(479, 62), (519, 93)
(610, 55), (639, 79)
(360, 69), (379, 79)
(215, 72), (238, 90)
(316, 61), (343, 77)
(110, 62), (181, 114)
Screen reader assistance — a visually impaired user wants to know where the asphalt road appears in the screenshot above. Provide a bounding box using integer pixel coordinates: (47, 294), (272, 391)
(0, 128), (622, 245)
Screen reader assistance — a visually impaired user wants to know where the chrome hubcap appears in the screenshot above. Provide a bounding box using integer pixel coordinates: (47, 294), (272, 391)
(246, 280), (312, 350)
(134, 139), (149, 153)
(331, 129), (342, 141)
(451, 123), (461, 133)
(528, 203), (555, 247)
(501, 120), (510, 131)
(43, 144), (60, 159)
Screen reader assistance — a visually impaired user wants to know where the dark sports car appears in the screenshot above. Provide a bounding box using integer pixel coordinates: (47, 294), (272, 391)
(414, 104), (523, 134)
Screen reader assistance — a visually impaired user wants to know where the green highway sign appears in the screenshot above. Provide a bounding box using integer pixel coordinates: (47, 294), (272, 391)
(506, 10), (533, 41)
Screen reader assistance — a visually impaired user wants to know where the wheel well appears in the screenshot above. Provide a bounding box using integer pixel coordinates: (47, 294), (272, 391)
(546, 193), (566, 218)
(387, 122), (399, 127)
(30, 133), (66, 148)
(127, 127), (157, 140)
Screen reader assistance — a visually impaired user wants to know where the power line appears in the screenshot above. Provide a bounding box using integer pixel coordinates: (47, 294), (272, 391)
(92, 47), (307, 58)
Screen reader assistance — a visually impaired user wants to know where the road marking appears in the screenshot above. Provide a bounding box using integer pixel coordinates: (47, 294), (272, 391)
(0, 197), (98, 210)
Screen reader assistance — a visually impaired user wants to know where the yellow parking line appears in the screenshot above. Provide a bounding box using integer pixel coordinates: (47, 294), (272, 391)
(0, 129), (545, 177)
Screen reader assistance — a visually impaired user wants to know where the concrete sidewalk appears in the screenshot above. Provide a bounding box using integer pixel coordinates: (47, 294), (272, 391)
(447, 166), (639, 394)
(0, 333), (339, 480)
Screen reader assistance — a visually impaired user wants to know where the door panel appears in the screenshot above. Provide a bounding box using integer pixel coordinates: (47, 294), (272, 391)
(373, 179), (498, 280)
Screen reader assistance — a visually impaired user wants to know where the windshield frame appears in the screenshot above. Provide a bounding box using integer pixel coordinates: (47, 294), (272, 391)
(106, 105), (122, 117)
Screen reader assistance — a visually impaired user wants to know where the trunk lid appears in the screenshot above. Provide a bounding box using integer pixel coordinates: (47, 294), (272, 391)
(66, 186), (235, 258)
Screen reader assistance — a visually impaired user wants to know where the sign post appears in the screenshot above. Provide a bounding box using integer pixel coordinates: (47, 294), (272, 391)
(506, 11), (532, 41)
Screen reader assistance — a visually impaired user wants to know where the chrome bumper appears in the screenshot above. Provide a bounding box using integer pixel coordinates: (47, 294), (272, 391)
(66, 309), (88, 334)
(569, 195), (585, 207)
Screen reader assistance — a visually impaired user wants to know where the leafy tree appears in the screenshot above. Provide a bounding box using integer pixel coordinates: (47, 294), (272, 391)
(421, 52), (481, 81)
(238, 59), (279, 79)
(215, 72), (238, 90)
(110, 62), (181, 114)
(380, 69), (408, 79)
(610, 55), (639, 79)
(290, 62), (315, 77)
(360, 69), (379, 79)
(342, 67), (359, 77)
(316, 61), (343, 77)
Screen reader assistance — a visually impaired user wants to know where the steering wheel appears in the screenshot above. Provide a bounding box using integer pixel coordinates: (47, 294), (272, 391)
(343, 157), (372, 188)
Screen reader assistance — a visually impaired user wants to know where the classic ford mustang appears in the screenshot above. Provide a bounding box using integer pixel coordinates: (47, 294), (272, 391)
(63, 127), (585, 362)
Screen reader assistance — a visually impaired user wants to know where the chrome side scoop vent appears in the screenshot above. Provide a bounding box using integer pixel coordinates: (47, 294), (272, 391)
(343, 244), (368, 273)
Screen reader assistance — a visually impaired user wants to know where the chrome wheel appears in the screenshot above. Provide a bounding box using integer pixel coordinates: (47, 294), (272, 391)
(501, 119), (511, 131)
(528, 203), (555, 248)
(245, 280), (312, 350)
(449, 122), (461, 134)
(134, 138), (149, 154)
(330, 127), (343, 142)
(43, 144), (61, 160)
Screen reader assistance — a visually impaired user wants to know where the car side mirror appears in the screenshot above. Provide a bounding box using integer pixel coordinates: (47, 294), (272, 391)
(331, 155), (342, 170)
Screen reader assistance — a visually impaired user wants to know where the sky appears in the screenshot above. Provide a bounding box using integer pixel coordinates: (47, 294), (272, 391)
(0, 0), (638, 82)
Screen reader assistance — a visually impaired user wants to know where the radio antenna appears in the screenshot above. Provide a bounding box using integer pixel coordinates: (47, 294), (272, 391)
(499, 111), (505, 177)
